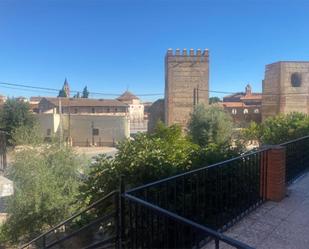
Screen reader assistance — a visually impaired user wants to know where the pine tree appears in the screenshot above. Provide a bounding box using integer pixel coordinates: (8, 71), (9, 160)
(82, 86), (89, 98)
(58, 88), (67, 97)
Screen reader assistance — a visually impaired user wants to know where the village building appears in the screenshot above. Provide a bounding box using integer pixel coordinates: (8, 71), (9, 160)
(36, 97), (130, 146)
(222, 84), (262, 124)
(117, 91), (147, 134)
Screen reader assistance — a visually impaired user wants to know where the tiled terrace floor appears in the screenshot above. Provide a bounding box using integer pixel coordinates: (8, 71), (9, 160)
(206, 173), (309, 249)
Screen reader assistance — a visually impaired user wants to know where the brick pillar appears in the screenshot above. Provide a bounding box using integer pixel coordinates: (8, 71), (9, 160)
(266, 146), (286, 202)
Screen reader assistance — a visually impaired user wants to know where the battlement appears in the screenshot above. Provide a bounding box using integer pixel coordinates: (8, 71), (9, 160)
(166, 48), (209, 62)
(166, 48), (209, 57)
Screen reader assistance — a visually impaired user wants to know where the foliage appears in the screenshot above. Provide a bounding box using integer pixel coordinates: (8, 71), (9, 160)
(1, 144), (83, 243)
(243, 112), (309, 145)
(188, 104), (234, 147)
(82, 86), (89, 98)
(58, 88), (67, 97)
(209, 96), (221, 104)
(73, 92), (81, 98)
(79, 123), (199, 204)
(10, 124), (44, 146)
(0, 98), (36, 142)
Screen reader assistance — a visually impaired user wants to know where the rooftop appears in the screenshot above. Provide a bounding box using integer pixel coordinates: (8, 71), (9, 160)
(40, 97), (128, 107)
(205, 173), (309, 249)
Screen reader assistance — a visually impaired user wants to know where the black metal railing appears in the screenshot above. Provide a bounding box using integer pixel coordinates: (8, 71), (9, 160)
(21, 191), (120, 249)
(124, 193), (254, 249)
(280, 135), (309, 184)
(126, 149), (268, 232)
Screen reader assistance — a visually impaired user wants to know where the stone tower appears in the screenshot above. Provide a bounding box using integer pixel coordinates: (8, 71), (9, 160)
(262, 61), (309, 121)
(165, 48), (209, 128)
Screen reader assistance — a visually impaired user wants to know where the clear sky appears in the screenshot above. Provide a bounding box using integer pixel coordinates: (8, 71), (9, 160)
(0, 0), (309, 101)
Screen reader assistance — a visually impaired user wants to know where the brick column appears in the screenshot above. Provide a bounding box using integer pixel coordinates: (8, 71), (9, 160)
(266, 146), (286, 202)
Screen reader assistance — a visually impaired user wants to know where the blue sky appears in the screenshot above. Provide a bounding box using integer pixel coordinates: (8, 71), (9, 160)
(0, 0), (309, 101)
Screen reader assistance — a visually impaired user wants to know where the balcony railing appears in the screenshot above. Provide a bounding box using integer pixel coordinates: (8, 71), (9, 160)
(21, 191), (120, 249)
(280, 135), (309, 184)
(126, 149), (268, 232)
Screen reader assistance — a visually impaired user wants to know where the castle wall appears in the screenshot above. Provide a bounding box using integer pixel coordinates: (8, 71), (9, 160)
(165, 48), (209, 129)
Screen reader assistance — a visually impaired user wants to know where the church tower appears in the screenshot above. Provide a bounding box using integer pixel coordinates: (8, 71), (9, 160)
(164, 48), (209, 129)
(63, 78), (70, 97)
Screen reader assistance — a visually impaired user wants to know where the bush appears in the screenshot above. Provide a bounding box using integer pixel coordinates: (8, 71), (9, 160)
(1, 144), (83, 244)
(188, 104), (234, 147)
(243, 112), (309, 145)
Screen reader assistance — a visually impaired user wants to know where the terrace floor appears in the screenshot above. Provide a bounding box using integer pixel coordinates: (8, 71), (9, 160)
(206, 173), (309, 249)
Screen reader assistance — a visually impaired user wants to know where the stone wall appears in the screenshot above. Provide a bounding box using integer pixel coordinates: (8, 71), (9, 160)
(165, 48), (209, 129)
(262, 61), (309, 120)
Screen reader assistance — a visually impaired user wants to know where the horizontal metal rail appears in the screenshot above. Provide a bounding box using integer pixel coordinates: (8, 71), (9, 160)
(20, 190), (118, 249)
(126, 148), (269, 194)
(124, 193), (255, 249)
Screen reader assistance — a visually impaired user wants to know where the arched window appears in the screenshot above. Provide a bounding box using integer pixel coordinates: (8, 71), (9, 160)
(243, 109), (249, 114)
(232, 109), (237, 115)
(254, 109), (259, 114)
(291, 73), (302, 87)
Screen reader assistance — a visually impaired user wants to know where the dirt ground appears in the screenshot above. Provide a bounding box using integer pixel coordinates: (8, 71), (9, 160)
(73, 146), (118, 159)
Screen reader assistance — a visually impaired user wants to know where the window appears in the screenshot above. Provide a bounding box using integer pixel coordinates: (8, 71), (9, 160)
(115, 108), (118, 112)
(47, 129), (51, 136)
(92, 128), (99, 136)
(254, 109), (259, 114)
(232, 109), (237, 115)
(92, 108), (95, 113)
(291, 72), (302, 87)
(107, 108), (110, 113)
(74, 108), (78, 114)
(243, 109), (249, 114)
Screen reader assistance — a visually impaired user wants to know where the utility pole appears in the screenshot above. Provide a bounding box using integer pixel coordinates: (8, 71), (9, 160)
(91, 121), (94, 146)
(58, 98), (63, 145)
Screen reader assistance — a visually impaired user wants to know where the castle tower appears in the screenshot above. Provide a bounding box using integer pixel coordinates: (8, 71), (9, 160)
(165, 48), (209, 128)
(262, 61), (309, 121)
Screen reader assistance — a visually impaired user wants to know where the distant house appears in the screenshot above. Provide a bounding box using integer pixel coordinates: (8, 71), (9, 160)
(222, 84), (262, 124)
(38, 97), (128, 115)
(36, 97), (130, 147)
(117, 91), (146, 133)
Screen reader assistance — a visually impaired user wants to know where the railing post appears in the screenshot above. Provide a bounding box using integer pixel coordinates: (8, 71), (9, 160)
(265, 145), (286, 202)
(42, 235), (46, 249)
(118, 176), (125, 249)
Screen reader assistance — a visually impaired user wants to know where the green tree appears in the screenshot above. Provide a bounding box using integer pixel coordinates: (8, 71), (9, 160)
(58, 88), (67, 97)
(11, 124), (44, 146)
(79, 124), (198, 204)
(260, 112), (309, 145)
(188, 104), (234, 147)
(82, 86), (89, 98)
(209, 96), (221, 104)
(0, 98), (36, 142)
(1, 144), (83, 243)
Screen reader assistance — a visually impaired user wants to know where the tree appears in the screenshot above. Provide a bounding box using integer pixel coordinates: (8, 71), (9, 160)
(1, 144), (83, 243)
(188, 104), (234, 147)
(11, 124), (44, 146)
(82, 86), (89, 98)
(209, 96), (221, 105)
(79, 123), (198, 204)
(0, 98), (36, 142)
(243, 112), (309, 145)
(73, 92), (80, 98)
(58, 88), (67, 97)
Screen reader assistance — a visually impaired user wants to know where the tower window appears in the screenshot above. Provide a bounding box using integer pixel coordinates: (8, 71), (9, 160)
(243, 109), (249, 114)
(232, 109), (237, 115)
(291, 72), (302, 87)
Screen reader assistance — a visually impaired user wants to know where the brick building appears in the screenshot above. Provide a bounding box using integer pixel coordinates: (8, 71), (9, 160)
(223, 84), (262, 124)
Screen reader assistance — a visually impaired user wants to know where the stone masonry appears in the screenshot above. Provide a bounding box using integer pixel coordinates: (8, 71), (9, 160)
(262, 61), (309, 121)
(165, 48), (209, 128)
